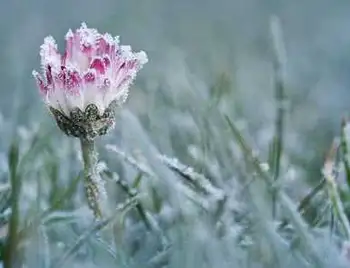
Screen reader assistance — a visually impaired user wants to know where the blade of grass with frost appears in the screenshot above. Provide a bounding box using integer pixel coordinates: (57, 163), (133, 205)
(132, 172), (143, 189)
(17, 173), (81, 243)
(42, 211), (81, 226)
(340, 119), (350, 188)
(158, 154), (225, 200)
(0, 184), (11, 222)
(270, 15), (287, 219)
(103, 170), (151, 230)
(279, 178), (326, 229)
(104, 155), (210, 216)
(104, 169), (170, 248)
(93, 237), (117, 260)
(106, 145), (155, 177)
(3, 141), (21, 268)
(53, 196), (140, 268)
(48, 172), (82, 212)
(158, 154), (228, 222)
(146, 246), (170, 268)
(323, 141), (350, 239)
(225, 115), (326, 267)
(17, 126), (54, 173)
(39, 225), (50, 268)
(106, 145), (218, 212)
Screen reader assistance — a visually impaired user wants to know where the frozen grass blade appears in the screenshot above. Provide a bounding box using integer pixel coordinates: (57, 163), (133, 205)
(3, 141), (21, 268)
(323, 140), (350, 239)
(279, 178), (326, 229)
(48, 173), (81, 212)
(17, 126), (54, 173)
(224, 115), (326, 267)
(18, 173), (81, 243)
(158, 154), (225, 200)
(340, 118), (350, 189)
(93, 236), (118, 260)
(106, 144), (155, 177)
(106, 145), (222, 214)
(270, 15), (287, 219)
(53, 196), (140, 268)
(103, 170), (152, 230)
(132, 172), (143, 189)
(146, 246), (171, 268)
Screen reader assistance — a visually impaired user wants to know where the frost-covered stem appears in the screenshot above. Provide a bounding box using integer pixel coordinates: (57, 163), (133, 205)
(80, 138), (103, 219)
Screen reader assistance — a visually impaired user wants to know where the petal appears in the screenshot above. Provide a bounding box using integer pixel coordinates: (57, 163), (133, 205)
(84, 70), (96, 83)
(65, 69), (82, 93)
(32, 70), (48, 94)
(90, 57), (105, 74)
(40, 36), (61, 69)
(64, 29), (74, 62)
(45, 65), (53, 85)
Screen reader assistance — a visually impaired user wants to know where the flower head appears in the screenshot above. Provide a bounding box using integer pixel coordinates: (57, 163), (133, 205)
(33, 22), (148, 139)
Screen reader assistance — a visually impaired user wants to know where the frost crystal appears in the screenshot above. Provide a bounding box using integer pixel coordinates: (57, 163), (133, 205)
(33, 22), (148, 139)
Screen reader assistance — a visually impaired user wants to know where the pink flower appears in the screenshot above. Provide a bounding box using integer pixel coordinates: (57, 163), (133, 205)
(33, 23), (148, 139)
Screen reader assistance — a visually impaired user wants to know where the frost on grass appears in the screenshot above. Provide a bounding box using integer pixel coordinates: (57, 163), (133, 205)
(157, 154), (225, 201)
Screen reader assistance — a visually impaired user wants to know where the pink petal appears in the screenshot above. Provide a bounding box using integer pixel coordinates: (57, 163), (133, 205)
(55, 66), (67, 87)
(40, 36), (61, 68)
(96, 37), (110, 55)
(84, 71), (96, 83)
(103, 78), (111, 88)
(103, 56), (111, 68)
(45, 65), (53, 85)
(118, 62), (126, 70)
(117, 75), (132, 88)
(32, 71), (48, 94)
(64, 30), (74, 62)
(65, 70), (82, 94)
(34, 22), (148, 113)
(90, 57), (105, 74)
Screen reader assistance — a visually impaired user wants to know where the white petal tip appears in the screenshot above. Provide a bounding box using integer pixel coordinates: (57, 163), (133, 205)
(65, 29), (74, 39)
(137, 51), (148, 65)
(32, 70), (39, 77)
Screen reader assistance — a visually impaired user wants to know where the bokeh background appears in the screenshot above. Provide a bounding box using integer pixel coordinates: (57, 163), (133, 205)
(2, 0), (350, 170)
(0, 0), (350, 267)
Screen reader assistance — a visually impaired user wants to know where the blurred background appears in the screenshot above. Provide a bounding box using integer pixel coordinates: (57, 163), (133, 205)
(0, 0), (350, 267)
(2, 0), (350, 169)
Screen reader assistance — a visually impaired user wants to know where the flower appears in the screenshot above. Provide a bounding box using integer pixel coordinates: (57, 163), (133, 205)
(33, 22), (148, 139)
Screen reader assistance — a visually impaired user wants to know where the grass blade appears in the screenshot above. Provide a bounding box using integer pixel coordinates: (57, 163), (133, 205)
(225, 115), (326, 267)
(270, 15), (287, 218)
(3, 141), (21, 268)
(53, 196), (139, 268)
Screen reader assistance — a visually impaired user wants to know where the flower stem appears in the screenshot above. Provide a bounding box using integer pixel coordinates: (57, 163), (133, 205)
(80, 138), (104, 219)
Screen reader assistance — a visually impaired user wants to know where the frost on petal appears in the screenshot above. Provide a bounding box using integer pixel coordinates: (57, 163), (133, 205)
(33, 22), (148, 122)
(64, 29), (74, 62)
(103, 55), (111, 68)
(136, 51), (148, 65)
(40, 36), (61, 70)
(76, 22), (100, 51)
(45, 65), (54, 86)
(65, 69), (82, 93)
(90, 57), (106, 74)
(32, 70), (48, 95)
(84, 70), (96, 83)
